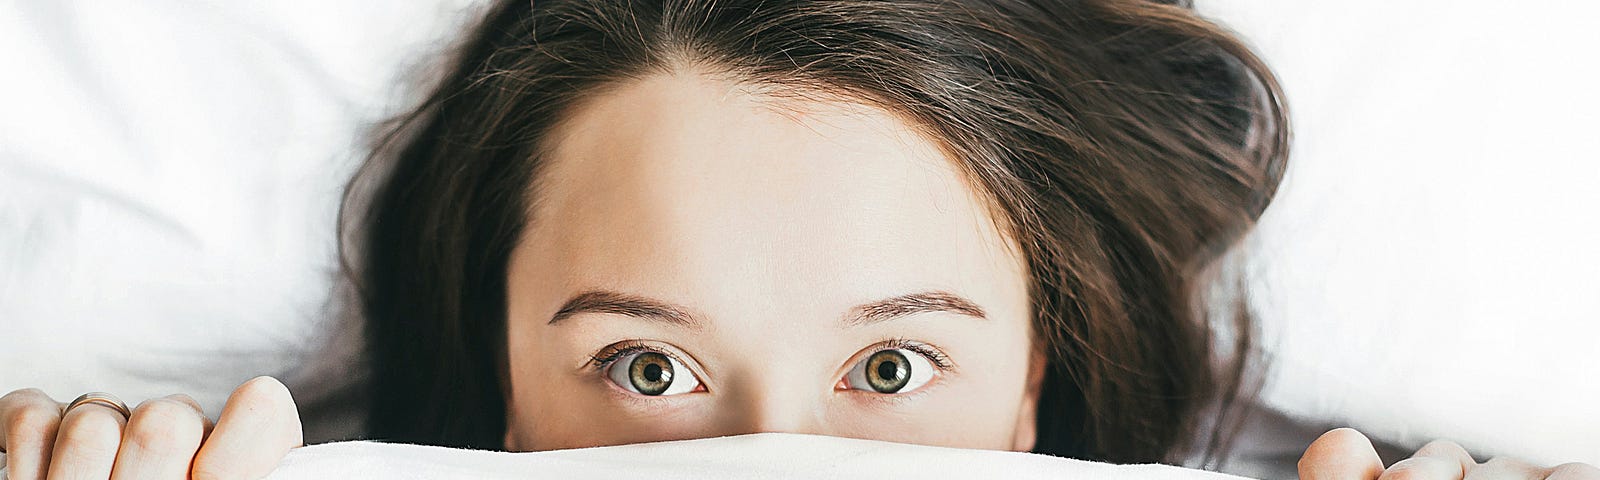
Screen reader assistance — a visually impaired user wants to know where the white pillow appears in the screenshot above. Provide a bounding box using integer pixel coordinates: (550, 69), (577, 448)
(1201, 0), (1600, 466)
(0, 0), (480, 437)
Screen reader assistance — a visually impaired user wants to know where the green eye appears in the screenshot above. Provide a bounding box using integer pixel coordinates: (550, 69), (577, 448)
(845, 348), (936, 394)
(606, 350), (701, 396)
(866, 350), (910, 393)
(629, 352), (673, 395)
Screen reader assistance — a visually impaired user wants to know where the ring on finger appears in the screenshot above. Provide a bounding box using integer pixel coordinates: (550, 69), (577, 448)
(65, 392), (131, 420)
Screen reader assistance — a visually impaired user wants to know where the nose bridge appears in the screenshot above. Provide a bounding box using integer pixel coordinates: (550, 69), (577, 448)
(716, 364), (828, 436)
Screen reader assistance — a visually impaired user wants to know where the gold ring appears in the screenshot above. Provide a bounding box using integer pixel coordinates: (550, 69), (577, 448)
(65, 392), (132, 420)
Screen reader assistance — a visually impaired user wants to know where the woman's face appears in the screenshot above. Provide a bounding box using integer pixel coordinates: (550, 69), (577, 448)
(503, 70), (1042, 452)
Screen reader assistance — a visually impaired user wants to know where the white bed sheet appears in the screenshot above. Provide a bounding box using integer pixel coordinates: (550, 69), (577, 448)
(3, 433), (1253, 480)
(263, 434), (1251, 480)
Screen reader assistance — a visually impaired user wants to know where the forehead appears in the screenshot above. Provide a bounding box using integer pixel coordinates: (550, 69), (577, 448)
(518, 70), (1025, 325)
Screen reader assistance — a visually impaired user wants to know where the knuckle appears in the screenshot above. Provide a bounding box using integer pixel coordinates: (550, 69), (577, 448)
(132, 398), (201, 427)
(57, 409), (123, 455)
(127, 399), (202, 453)
(1, 387), (48, 404)
(125, 420), (182, 454)
(1483, 456), (1528, 469)
(168, 393), (203, 410)
(1418, 438), (1465, 453)
(6, 404), (61, 436)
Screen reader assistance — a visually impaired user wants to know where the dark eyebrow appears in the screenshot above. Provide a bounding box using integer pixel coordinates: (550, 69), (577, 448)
(548, 290), (699, 328)
(547, 289), (985, 328)
(844, 291), (987, 327)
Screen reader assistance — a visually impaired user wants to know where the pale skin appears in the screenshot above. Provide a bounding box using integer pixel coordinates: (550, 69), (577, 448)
(2, 71), (1594, 480)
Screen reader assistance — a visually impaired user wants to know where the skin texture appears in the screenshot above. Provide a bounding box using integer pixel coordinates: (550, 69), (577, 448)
(500, 70), (1043, 452)
(0, 71), (1594, 479)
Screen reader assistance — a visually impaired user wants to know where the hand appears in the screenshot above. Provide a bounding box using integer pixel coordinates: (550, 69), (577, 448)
(1299, 428), (1600, 480)
(0, 376), (303, 480)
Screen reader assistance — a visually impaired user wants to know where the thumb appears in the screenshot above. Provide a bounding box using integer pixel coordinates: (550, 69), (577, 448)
(1299, 428), (1385, 480)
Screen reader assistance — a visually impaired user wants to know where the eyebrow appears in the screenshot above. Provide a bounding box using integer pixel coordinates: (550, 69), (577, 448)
(549, 290), (698, 327)
(845, 291), (988, 326)
(547, 290), (986, 328)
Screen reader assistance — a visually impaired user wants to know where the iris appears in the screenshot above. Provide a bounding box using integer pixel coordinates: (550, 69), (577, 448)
(629, 352), (675, 395)
(865, 350), (911, 393)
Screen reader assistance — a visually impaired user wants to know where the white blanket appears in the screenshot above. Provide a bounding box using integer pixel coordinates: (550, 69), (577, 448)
(0, 434), (1251, 479)
(261, 434), (1250, 480)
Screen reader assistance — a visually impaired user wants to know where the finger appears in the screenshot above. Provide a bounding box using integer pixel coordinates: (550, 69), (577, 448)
(1545, 462), (1600, 480)
(192, 377), (302, 480)
(1413, 440), (1477, 473)
(1379, 456), (1467, 480)
(1376, 440), (1477, 480)
(1300, 428), (1385, 480)
(1, 389), (63, 480)
(109, 395), (211, 480)
(163, 394), (215, 440)
(46, 397), (128, 480)
(1465, 457), (1542, 480)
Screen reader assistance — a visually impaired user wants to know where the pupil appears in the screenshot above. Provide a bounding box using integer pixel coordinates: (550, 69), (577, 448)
(876, 360), (899, 381)
(644, 363), (662, 382)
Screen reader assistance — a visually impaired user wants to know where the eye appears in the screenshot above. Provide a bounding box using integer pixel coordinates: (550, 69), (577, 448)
(606, 350), (702, 396)
(844, 348), (936, 394)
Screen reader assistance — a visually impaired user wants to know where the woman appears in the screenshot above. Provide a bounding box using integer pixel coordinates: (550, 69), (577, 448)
(1, 0), (1594, 479)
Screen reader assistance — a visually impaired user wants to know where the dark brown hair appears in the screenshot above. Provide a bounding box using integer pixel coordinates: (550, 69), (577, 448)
(344, 0), (1288, 464)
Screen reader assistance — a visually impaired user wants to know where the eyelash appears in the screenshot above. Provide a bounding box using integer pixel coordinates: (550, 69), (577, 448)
(872, 337), (956, 372)
(588, 340), (682, 370)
